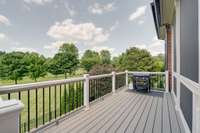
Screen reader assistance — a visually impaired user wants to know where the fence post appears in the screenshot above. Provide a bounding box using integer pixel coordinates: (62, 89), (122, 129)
(192, 94), (200, 133)
(0, 100), (24, 133)
(125, 70), (129, 87)
(165, 71), (169, 93)
(112, 71), (116, 93)
(84, 74), (90, 110)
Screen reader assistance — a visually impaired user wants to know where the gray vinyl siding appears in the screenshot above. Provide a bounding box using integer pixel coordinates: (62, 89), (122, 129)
(180, 84), (193, 131)
(173, 77), (177, 96)
(180, 0), (199, 82)
(180, 0), (199, 131)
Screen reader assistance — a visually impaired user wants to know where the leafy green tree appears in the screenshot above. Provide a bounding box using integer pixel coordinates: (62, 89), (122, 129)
(81, 50), (101, 72)
(117, 47), (154, 71)
(100, 50), (111, 64)
(47, 58), (63, 77)
(0, 52), (28, 84)
(152, 54), (165, 72)
(55, 43), (79, 78)
(0, 51), (5, 56)
(25, 52), (47, 81)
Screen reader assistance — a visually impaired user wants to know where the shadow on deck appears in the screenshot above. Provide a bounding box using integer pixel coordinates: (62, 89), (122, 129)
(41, 88), (185, 133)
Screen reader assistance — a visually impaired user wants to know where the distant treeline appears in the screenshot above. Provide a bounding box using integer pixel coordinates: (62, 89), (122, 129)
(0, 43), (164, 84)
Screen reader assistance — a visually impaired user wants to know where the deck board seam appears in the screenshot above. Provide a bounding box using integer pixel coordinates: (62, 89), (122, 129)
(133, 95), (154, 133)
(166, 94), (172, 133)
(104, 94), (144, 133)
(67, 92), (134, 133)
(142, 96), (156, 133)
(84, 93), (139, 133)
(152, 97), (159, 133)
(88, 94), (140, 133)
(52, 92), (129, 133)
(113, 95), (146, 133)
(124, 94), (150, 133)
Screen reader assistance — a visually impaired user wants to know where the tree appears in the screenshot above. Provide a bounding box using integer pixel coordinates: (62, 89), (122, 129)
(55, 43), (79, 78)
(25, 52), (47, 81)
(117, 47), (154, 71)
(0, 52), (28, 84)
(100, 50), (111, 64)
(81, 50), (101, 72)
(47, 58), (63, 77)
(89, 64), (116, 75)
(152, 54), (165, 72)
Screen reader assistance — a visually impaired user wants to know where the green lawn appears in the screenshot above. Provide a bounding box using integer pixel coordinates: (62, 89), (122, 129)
(0, 68), (86, 86)
(0, 68), (86, 132)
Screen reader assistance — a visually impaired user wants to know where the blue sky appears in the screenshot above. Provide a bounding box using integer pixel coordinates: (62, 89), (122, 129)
(0, 0), (164, 57)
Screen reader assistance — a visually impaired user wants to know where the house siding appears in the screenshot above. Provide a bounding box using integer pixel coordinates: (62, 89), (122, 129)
(180, 0), (199, 131)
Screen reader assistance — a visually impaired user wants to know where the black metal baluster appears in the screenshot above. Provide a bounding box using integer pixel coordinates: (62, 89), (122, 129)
(8, 93), (10, 100)
(72, 83), (74, 110)
(94, 79), (97, 100)
(76, 82), (78, 108)
(42, 88), (45, 124)
(64, 84), (67, 114)
(68, 83), (70, 112)
(18, 92), (21, 133)
(81, 81), (83, 105)
(55, 85), (57, 119)
(80, 81), (82, 106)
(60, 85), (62, 116)
(36, 88), (38, 128)
(49, 86), (51, 121)
(27, 90), (30, 131)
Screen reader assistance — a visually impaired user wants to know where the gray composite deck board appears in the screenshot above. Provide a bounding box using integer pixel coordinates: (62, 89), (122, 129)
(42, 88), (184, 133)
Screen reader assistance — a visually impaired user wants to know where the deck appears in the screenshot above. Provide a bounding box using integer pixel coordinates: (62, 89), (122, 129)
(41, 88), (185, 133)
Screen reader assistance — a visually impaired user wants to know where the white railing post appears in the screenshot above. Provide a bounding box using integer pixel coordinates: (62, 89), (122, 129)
(112, 71), (116, 93)
(125, 70), (129, 87)
(0, 100), (24, 133)
(84, 74), (89, 110)
(165, 71), (169, 93)
(193, 94), (200, 133)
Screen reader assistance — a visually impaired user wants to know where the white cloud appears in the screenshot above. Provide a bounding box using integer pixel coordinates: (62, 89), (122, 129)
(132, 36), (164, 56)
(0, 15), (11, 26)
(88, 2), (115, 15)
(64, 2), (76, 17)
(92, 46), (115, 53)
(11, 47), (37, 52)
(47, 19), (110, 45)
(148, 37), (165, 56)
(138, 20), (145, 25)
(24, 0), (53, 5)
(0, 33), (6, 40)
(44, 41), (64, 50)
(129, 5), (147, 24)
(110, 21), (119, 31)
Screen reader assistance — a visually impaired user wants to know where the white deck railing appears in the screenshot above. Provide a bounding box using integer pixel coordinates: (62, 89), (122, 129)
(0, 71), (166, 133)
(173, 72), (200, 133)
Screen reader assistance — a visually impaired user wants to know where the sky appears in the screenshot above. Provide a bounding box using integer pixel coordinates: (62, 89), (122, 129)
(0, 0), (164, 58)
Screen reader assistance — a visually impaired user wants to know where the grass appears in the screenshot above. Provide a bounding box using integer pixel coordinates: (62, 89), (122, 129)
(0, 68), (86, 132)
(1, 83), (84, 133)
(0, 68), (86, 86)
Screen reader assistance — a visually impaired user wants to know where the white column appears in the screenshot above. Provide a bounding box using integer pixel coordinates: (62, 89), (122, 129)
(125, 70), (129, 87)
(165, 71), (169, 93)
(112, 71), (116, 93)
(84, 74), (89, 110)
(0, 100), (24, 133)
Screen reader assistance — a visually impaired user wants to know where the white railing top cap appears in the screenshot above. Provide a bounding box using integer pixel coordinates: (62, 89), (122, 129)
(0, 100), (24, 116)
